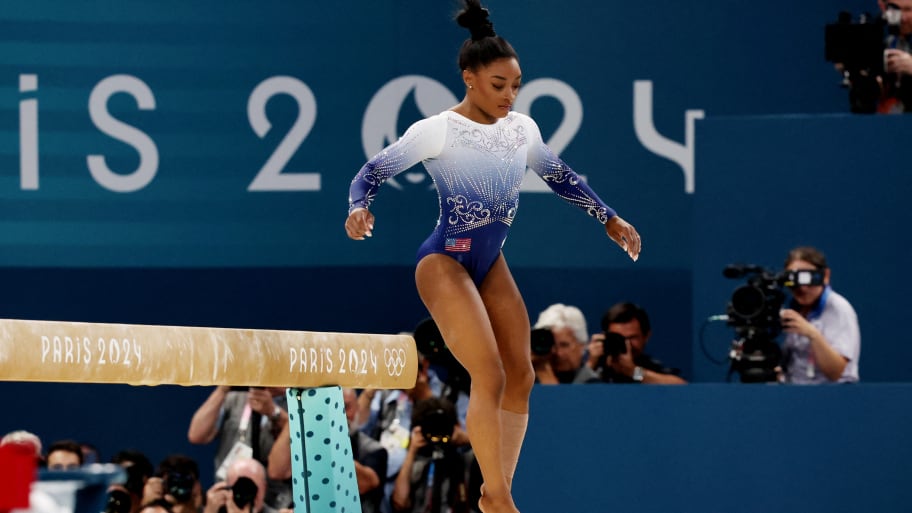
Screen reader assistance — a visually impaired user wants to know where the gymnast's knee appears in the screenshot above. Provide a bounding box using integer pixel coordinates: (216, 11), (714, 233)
(469, 361), (507, 397)
(505, 359), (535, 396)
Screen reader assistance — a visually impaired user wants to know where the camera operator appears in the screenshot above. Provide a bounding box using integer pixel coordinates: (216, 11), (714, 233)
(779, 246), (860, 384)
(531, 303), (600, 384)
(391, 397), (469, 513)
(204, 457), (275, 513)
(833, 0), (912, 112)
(881, 0), (912, 112)
(589, 302), (686, 384)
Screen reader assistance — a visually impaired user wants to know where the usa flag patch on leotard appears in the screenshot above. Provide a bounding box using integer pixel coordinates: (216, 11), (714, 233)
(445, 238), (471, 252)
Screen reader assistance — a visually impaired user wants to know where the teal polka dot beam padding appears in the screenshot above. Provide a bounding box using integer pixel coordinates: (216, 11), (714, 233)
(287, 386), (361, 513)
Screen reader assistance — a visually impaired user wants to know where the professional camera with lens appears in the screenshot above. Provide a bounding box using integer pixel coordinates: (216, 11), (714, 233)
(722, 264), (827, 382)
(529, 327), (554, 356)
(217, 476), (258, 513)
(418, 407), (455, 446)
(723, 264), (788, 383)
(165, 471), (196, 503)
(412, 397), (459, 463)
(104, 489), (132, 513)
(591, 331), (628, 374)
(825, 4), (904, 112)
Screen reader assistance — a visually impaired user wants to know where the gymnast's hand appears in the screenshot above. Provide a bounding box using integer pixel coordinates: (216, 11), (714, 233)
(345, 208), (375, 240)
(605, 215), (641, 262)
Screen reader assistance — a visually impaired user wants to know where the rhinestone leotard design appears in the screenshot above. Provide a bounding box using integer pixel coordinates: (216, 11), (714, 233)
(349, 110), (616, 286)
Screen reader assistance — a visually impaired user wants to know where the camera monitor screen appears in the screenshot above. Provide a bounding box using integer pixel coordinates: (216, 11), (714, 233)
(783, 269), (825, 287)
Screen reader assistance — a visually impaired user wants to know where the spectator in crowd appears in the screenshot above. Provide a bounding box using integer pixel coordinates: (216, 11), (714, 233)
(391, 397), (470, 513)
(589, 302), (687, 384)
(779, 246), (860, 383)
(187, 386), (291, 509)
(45, 439), (83, 470)
(531, 303), (600, 384)
(203, 457), (276, 513)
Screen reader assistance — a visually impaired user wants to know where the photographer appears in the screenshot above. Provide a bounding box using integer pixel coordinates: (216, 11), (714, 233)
(589, 302), (686, 384)
(357, 342), (471, 513)
(108, 449), (155, 513)
(204, 457), (275, 513)
(391, 397), (469, 513)
(779, 246), (860, 384)
(531, 303), (600, 384)
(832, 0), (912, 112)
(143, 454), (202, 513)
(187, 385), (291, 509)
(880, 0), (912, 112)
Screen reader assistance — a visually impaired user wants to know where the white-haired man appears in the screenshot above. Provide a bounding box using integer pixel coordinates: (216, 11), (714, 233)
(532, 303), (600, 384)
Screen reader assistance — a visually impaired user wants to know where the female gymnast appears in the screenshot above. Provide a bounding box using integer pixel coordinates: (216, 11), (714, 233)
(345, 1), (641, 511)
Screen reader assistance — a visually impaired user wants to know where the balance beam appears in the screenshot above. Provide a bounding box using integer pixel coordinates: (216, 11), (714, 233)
(0, 318), (418, 389)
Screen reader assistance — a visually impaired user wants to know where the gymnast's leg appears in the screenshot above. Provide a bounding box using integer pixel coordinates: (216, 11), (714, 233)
(415, 253), (519, 513)
(479, 254), (534, 490)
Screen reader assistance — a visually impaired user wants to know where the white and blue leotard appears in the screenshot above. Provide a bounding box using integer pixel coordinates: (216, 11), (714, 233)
(348, 110), (616, 286)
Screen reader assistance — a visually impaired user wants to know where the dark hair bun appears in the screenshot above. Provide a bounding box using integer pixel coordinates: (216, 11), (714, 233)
(456, 0), (496, 40)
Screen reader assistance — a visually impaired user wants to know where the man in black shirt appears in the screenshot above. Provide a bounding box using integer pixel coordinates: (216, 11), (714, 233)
(589, 302), (687, 384)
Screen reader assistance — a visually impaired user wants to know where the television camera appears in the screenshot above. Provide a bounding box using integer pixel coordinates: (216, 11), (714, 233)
(722, 264), (824, 382)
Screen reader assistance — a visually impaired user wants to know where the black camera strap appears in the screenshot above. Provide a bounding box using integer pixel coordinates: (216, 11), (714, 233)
(248, 410), (262, 460)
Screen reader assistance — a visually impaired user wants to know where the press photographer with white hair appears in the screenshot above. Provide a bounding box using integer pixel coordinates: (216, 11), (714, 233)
(531, 303), (600, 384)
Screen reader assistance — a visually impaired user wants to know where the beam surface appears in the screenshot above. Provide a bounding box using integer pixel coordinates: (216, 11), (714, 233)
(0, 318), (417, 389)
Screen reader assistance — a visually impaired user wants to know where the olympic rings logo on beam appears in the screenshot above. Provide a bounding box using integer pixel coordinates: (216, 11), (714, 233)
(384, 347), (407, 377)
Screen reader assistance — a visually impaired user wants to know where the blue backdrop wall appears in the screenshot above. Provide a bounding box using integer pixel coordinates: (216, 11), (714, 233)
(1, 1), (909, 511)
(0, 0), (888, 380)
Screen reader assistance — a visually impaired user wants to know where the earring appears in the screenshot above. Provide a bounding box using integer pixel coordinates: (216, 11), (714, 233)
(467, 84), (473, 89)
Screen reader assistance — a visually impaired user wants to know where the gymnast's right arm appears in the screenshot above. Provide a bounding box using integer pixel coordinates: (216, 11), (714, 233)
(345, 114), (446, 240)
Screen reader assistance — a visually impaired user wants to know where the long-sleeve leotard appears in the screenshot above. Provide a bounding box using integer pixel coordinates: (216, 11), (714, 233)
(348, 110), (616, 285)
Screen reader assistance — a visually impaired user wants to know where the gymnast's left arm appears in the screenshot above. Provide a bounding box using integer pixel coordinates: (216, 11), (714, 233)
(523, 115), (641, 261)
